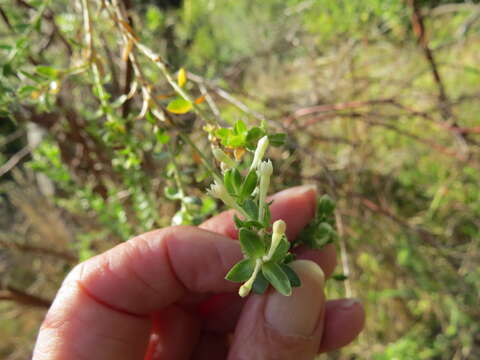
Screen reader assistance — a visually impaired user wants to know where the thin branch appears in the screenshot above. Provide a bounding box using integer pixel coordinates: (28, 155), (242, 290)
(0, 128), (25, 149)
(0, 285), (51, 309)
(407, 0), (452, 122)
(0, 237), (77, 263)
(0, 145), (32, 178)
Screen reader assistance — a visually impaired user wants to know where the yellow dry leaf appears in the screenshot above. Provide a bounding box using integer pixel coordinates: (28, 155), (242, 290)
(177, 68), (187, 88)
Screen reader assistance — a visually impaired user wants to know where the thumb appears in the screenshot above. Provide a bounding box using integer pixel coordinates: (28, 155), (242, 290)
(227, 260), (325, 360)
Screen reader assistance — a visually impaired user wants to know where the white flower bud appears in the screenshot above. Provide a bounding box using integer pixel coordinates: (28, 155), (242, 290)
(272, 219), (286, 237)
(250, 136), (269, 171)
(264, 219), (287, 261)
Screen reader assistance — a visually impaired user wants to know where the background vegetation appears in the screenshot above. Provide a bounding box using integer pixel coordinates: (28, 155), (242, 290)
(1, 0), (479, 359)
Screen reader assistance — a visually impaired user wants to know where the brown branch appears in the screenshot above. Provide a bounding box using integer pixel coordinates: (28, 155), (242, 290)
(0, 238), (77, 263)
(15, 0), (73, 56)
(0, 6), (13, 30)
(0, 285), (51, 309)
(122, 0), (134, 122)
(0, 145), (32, 178)
(407, 0), (452, 121)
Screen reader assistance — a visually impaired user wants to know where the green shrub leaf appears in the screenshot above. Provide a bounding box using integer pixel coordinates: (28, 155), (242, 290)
(225, 258), (256, 282)
(239, 228), (265, 258)
(167, 97), (193, 114)
(262, 261), (292, 296)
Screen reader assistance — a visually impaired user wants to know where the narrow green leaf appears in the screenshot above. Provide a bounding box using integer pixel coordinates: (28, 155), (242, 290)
(167, 97), (193, 114)
(262, 262), (292, 296)
(225, 258), (256, 282)
(36, 66), (58, 78)
(252, 271), (269, 294)
(332, 274), (348, 281)
(234, 120), (247, 135)
(224, 169), (235, 195)
(269, 237), (290, 262)
(231, 168), (242, 193)
(246, 127), (266, 150)
(242, 199), (258, 219)
(240, 170), (258, 200)
(18, 85), (38, 97)
(233, 214), (246, 229)
(239, 228), (265, 258)
(281, 264), (301, 287)
(262, 202), (271, 226)
(268, 133), (287, 147)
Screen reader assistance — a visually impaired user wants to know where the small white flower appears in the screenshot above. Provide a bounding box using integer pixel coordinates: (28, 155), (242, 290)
(257, 159), (273, 177)
(250, 136), (269, 171)
(207, 180), (237, 209)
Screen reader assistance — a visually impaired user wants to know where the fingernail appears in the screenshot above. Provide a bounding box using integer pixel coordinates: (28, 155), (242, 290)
(339, 298), (360, 310)
(264, 260), (325, 336)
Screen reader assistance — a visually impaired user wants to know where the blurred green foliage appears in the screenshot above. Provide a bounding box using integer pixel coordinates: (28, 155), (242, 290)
(1, 0), (479, 359)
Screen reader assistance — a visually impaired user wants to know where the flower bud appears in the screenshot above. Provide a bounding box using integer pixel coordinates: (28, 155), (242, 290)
(264, 219), (287, 261)
(250, 136), (269, 171)
(272, 219), (286, 237)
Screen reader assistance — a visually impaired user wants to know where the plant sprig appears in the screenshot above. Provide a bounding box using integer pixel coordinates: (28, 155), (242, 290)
(204, 129), (338, 297)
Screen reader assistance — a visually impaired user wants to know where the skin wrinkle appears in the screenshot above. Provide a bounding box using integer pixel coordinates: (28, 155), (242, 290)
(122, 233), (173, 301)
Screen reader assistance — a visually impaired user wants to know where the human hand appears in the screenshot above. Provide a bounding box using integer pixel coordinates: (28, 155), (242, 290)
(33, 185), (365, 360)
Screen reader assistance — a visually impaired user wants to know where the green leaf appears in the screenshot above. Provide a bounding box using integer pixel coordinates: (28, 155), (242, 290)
(246, 127), (266, 150)
(270, 236), (290, 262)
(281, 264), (301, 287)
(242, 199), (259, 219)
(262, 262), (292, 296)
(332, 273), (348, 281)
(155, 128), (170, 144)
(318, 194), (335, 216)
(268, 133), (287, 147)
(239, 228), (265, 258)
(226, 133), (246, 147)
(224, 168), (242, 195)
(36, 66), (58, 78)
(233, 215), (263, 230)
(223, 169), (235, 195)
(234, 120), (247, 135)
(2, 63), (15, 77)
(215, 128), (231, 144)
(225, 258), (256, 282)
(167, 97), (193, 114)
(262, 202), (271, 226)
(252, 271), (269, 294)
(240, 170), (258, 200)
(18, 85), (38, 97)
(231, 168), (242, 193)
